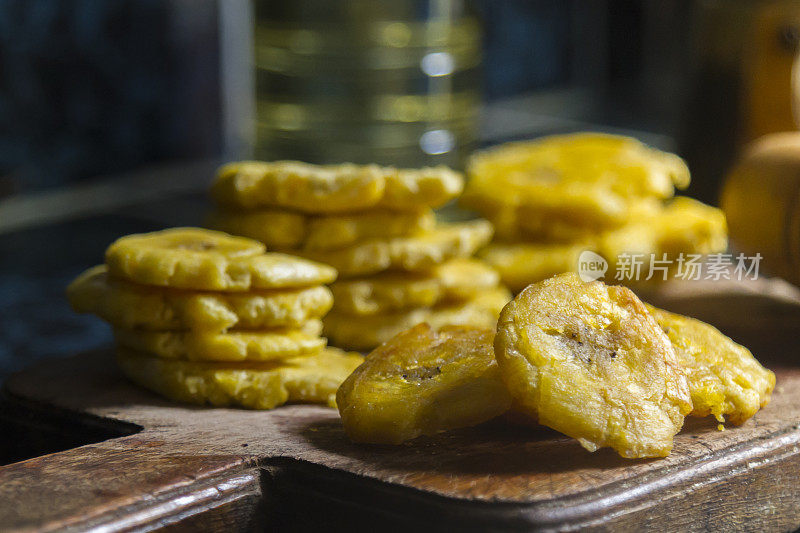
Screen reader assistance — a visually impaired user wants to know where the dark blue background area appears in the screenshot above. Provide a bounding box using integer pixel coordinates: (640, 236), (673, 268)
(0, 0), (221, 193)
(478, 1), (571, 100)
(0, 215), (163, 377)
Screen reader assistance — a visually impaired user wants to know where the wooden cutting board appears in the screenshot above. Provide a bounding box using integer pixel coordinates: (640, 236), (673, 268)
(3, 278), (800, 532)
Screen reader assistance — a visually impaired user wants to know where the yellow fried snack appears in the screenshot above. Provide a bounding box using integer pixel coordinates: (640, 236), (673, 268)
(208, 208), (435, 251)
(117, 347), (363, 409)
(595, 221), (661, 276)
(647, 305), (775, 425)
(435, 257), (501, 300)
(464, 133), (689, 206)
(462, 134), (689, 238)
(325, 287), (511, 351)
(286, 220), (493, 278)
(654, 196), (728, 256)
(206, 209), (307, 249)
(494, 273), (692, 458)
(67, 265), (333, 331)
(511, 198), (663, 243)
(478, 242), (587, 292)
(105, 228), (336, 291)
(303, 209), (436, 251)
(488, 208), (598, 243)
(479, 197), (728, 291)
(211, 161), (463, 213)
(477, 195), (717, 250)
(330, 258), (500, 315)
(336, 324), (512, 444)
(114, 320), (325, 362)
(514, 183), (629, 229)
(597, 197), (726, 260)
(596, 197), (728, 283)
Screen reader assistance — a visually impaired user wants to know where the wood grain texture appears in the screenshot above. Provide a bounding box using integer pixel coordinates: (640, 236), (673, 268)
(2, 278), (800, 531)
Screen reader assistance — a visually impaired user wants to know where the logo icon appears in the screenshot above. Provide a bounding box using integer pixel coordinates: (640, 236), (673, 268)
(577, 250), (608, 282)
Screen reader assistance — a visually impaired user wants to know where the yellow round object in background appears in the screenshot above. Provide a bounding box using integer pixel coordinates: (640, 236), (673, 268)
(105, 227), (337, 291)
(324, 286), (510, 351)
(67, 265), (334, 331)
(113, 320), (325, 362)
(117, 347), (363, 410)
(212, 161), (463, 213)
(287, 220), (493, 278)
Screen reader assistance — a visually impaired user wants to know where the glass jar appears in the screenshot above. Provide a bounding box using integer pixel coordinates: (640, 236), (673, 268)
(252, 0), (481, 169)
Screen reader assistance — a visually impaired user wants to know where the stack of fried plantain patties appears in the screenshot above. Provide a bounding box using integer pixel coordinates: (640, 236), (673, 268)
(208, 161), (510, 351)
(461, 133), (728, 292)
(67, 227), (363, 409)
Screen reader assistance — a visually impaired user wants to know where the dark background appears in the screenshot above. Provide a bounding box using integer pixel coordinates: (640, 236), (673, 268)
(0, 0), (688, 194)
(1, 0), (798, 379)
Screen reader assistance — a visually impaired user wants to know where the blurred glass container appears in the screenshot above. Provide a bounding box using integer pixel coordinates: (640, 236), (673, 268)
(252, 0), (481, 168)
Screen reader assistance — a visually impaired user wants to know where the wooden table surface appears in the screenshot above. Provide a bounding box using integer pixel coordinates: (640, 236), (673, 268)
(2, 278), (800, 532)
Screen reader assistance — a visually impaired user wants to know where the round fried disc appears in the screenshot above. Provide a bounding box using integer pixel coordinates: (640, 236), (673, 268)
(654, 196), (728, 256)
(113, 320), (325, 362)
(118, 347), (363, 409)
(336, 324), (512, 444)
(461, 134), (690, 239)
(647, 305), (775, 425)
(67, 265), (333, 331)
(330, 258), (500, 315)
(494, 272), (692, 458)
(206, 209), (307, 249)
(212, 161), (462, 213)
(478, 242), (588, 293)
(105, 228), (336, 291)
(324, 286), (510, 351)
(303, 208), (436, 251)
(286, 220), (493, 278)
(479, 197), (728, 293)
(208, 208), (435, 252)
(464, 133), (689, 206)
